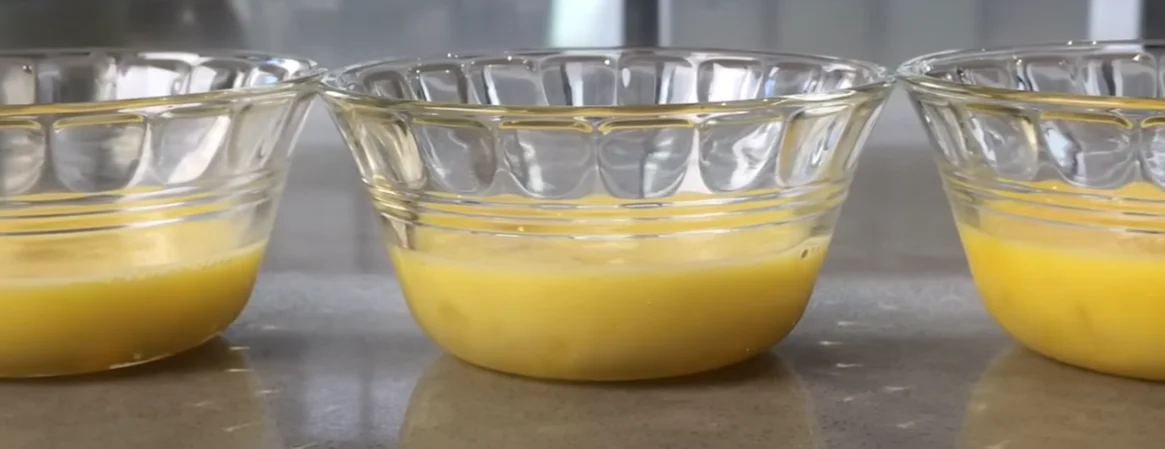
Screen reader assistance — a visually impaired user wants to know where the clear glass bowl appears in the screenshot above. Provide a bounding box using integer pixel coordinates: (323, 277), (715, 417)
(321, 47), (891, 381)
(0, 49), (320, 377)
(900, 40), (1165, 381)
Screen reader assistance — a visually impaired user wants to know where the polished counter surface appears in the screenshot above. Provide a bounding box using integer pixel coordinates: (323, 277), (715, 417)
(2, 0), (1162, 448)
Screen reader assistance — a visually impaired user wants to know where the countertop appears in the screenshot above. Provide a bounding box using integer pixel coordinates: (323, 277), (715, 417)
(3, 0), (1164, 448)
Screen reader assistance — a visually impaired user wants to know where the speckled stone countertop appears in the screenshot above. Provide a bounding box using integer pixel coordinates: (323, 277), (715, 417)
(4, 0), (1165, 448)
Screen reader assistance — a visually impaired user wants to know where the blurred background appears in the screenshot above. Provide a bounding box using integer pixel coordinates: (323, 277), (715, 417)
(0, 0), (1143, 150)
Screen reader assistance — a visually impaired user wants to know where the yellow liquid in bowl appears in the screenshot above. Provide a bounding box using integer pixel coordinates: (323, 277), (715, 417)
(960, 184), (1165, 380)
(0, 220), (264, 378)
(392, 225), (827, 381)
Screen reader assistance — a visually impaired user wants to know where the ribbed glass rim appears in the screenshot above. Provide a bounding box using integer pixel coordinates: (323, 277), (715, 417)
(898, 39), (1165, 111)
(318, 46), (892, 116)
(0, 47), (324, 117)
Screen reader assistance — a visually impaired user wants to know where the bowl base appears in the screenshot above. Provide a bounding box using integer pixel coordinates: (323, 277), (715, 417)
(446, 349), (776, 382)
(1017, 343), (1165, 382)
(0, 333), (224, 379)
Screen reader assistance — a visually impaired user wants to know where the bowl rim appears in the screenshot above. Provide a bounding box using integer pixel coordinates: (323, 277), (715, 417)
(317, 46), (892, 116)
(0, 47), (325, 117)
(898, 39), (1165, 111)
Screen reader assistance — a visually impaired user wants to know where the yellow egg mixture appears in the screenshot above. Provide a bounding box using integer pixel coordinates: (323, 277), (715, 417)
(959, 182), (1165, 380)
(390, 200), (829, 381)
(0, 217), (264, 378)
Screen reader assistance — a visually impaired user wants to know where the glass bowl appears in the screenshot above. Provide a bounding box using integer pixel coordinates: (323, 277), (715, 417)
(320, 47), (891, 381)
(0, 49), (320, 378)
(900, 40), (1165, 381)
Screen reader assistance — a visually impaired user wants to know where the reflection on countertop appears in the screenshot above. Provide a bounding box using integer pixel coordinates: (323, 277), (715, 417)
(401, 356), (818, 449)
(960, 347), (1165, 449)
(0, 340), (280, 449)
